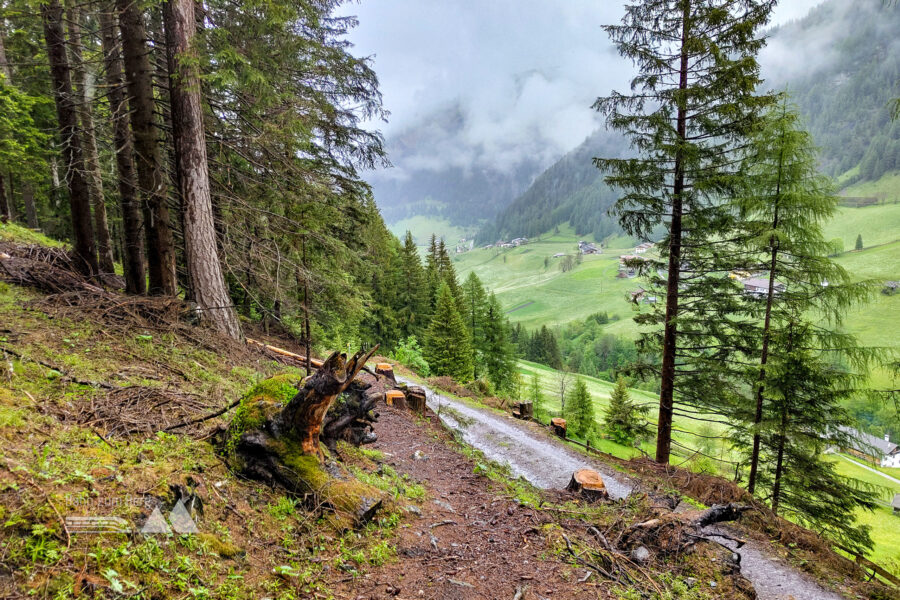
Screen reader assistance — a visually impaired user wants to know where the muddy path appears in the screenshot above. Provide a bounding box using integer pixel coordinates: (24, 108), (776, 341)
(400, 377), (848, 600)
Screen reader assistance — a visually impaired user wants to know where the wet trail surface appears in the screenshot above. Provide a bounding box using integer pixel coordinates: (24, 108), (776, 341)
(400, 377), (847, 600)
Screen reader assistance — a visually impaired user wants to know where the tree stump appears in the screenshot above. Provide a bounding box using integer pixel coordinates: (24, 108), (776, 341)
(566, 469), (609, 501)
(224, 346), (387, 528)
(375, 362), (396, 384)
(406, 386), (427, 413)
(513, 402), (533, 420)
(551, 417), (567, 438)
(384, 389), (406, 408)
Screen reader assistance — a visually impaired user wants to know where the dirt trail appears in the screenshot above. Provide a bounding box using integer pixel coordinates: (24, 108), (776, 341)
(400, 377), (848, 600)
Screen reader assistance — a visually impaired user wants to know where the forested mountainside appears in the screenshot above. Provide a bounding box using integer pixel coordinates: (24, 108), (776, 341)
(475, 130), (623, 244)
(768, 0), (900, 181)
(477, 0), (900, 243)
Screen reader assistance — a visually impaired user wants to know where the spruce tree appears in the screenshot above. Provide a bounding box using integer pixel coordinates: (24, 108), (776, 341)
(397, 231), (428, 339)
(461, 271), (488, 371)
(565, 377), (594, 440)
(424, 281), (474, 382)
(595, 0), (777, 463)
(855, 234), (863, 251)
(603, 377), (650, 445)
(482, 293), (516, 392)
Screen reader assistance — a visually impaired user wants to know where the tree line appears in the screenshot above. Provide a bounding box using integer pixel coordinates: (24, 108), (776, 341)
(595, 0), (893, 554)
(382, 234), (518, 394)
(0, 0), (406, 353)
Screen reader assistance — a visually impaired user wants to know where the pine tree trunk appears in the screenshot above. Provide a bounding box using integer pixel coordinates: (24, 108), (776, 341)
(41, 0), (99, 276)
(6, 171), (16, 222)
(0, 25), (11, 80)
(23, 183), (38, 228)
(99, 2), (146, 294)
(66, 2), (115, 275)
(117, 0), (177, 295)
(655, 1), (690, 465)
(771, 399), (788, 515)
(163, 0), (242, 340)
(0, 173), (9, 223)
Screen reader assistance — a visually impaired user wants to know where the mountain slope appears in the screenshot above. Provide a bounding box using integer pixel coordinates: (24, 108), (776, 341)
(476, 130), (624, 243)
(477, 0), (900, 242)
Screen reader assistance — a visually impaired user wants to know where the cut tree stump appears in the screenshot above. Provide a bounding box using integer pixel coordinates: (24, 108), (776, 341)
(406, 386), (427, 413)
(512, 402), (533, 420)
(384, 389), (406, 408)
(551, 417), (567, 438)
(566, 469), (609, 501)
(375, 363), (396, 384)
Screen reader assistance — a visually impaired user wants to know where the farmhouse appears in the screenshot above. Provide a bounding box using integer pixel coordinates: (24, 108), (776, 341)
(511, 237), (529, 247)
(838, 426), (900, 467)
(634, 241), (655, 254)
(618, 254), (645, 278)
(740, 277), (786, 298)
(578, 240), (601, 254)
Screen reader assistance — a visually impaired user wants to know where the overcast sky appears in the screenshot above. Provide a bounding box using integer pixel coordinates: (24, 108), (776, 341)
(341, 0), (826, 177)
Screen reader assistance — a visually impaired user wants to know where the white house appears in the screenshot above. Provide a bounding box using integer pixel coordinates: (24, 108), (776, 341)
(740, 277), (786, 299)
(839, 426), (900, 468)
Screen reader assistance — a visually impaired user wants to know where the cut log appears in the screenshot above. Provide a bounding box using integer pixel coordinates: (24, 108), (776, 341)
(566, 469), (609, 501)
(551, 417), (567, 438)
(246, 338), (323, 370)
(512, 402), (533, 420)
(406, 386), (427, 413)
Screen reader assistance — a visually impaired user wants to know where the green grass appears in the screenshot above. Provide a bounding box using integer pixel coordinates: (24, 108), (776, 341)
(824, 453), (900, 568)
(453, 226), (644, 331)
(0, 221), (65, 247)
(823, 202), (900, 250)
(840, 169), (900, 202)
(387, 215), (478, 247)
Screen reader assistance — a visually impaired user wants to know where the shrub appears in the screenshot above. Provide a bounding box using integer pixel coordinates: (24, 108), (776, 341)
(390, 336), (430, 376)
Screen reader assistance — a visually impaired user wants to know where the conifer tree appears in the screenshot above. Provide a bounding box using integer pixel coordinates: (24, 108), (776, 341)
(482, 293), (516, 392)
(603, 376), (650, 445)
(424, 281), (474, 382)
(397, 231), (428, 339)
(461, 271), (488, 375)
(595, 0), (777, 463)
(565, 377), (594, 440)
(736, 99), (870, 493)
(855, 234), (863, 251)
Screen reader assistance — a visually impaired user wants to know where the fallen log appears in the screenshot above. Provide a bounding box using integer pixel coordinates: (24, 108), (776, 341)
(225, 346), (387, 528)
(565, 469), (609, 501)
(246, 338), (323, 369)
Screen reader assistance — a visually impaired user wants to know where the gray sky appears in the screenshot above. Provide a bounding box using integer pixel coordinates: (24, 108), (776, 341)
(342, 0), (825, 177)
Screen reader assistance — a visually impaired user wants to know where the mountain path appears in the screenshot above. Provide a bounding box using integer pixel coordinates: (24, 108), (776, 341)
(397, 376), (848, 600)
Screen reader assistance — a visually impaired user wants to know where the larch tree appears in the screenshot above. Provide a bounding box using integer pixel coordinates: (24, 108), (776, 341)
(99, 1), (145, 294)
(595, 0), (777, 463)
(117, 0), (177, 295)
(163, 0), (241, 339)
(41, 0), (98, 275)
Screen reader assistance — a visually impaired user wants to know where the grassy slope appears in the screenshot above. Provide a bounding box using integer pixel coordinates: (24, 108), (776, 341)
(824, 454), (900, 567)
(386, 215), (477, 246)
(840, 170), (900, 202)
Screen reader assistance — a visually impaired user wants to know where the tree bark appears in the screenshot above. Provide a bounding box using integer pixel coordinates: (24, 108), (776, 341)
(23, 183), (38, 228)
(6, 171), (16, 222)
(117, 0), (177, 295)
(66, 2), (115, 275)
(99, 2), (146, 294)
(41, 0), (99, 276)
(163, 0), (241, 339)
(655, 0), (690, 465)
(0, 173), (9, 223)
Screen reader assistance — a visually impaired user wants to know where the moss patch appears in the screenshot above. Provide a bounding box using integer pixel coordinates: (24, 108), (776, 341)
(225, 374), (300, 455)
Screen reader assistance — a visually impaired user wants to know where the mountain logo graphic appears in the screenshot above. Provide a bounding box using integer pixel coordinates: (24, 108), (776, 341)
(139, 500), (198, 535)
